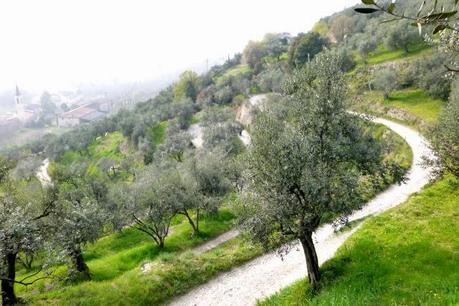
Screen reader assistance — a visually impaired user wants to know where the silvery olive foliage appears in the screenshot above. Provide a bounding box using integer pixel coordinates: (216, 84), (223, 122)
(155, 124), (192, 162)
(373, 68), (400, 98)
(430, 77), (459, 177)
(0, 158), (56, 305)
(356, 0), (459, 72)
(52, 166), (107, 279)
(437, 26), (459, 73)
(201, 107), (244, 155)
(106, 182), (136, 232)
(239, 53), (389, 288)
(10, 157), (42, 181)
(356, 0), (459, 34)
(186, 150), (232, 217)
(132, 162), (194, 247)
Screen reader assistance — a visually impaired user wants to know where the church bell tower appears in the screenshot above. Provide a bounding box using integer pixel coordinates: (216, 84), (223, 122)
(14, 85), (24, 117)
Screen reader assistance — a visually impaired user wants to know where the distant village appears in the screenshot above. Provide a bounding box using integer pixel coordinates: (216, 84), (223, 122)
(0, 85), (143, 140)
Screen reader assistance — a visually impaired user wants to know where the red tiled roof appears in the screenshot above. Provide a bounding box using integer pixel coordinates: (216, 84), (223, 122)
(60, 105), (97, 119)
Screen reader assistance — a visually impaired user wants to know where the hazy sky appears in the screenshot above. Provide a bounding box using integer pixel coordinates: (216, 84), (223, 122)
(0, 0), (358, 91)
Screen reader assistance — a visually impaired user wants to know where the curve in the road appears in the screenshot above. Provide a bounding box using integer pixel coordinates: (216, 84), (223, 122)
(169, 116), (435, 306)
(36, 158), (52, 186)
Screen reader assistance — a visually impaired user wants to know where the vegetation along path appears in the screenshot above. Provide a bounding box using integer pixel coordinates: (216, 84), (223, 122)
(169, 115), (435, 306)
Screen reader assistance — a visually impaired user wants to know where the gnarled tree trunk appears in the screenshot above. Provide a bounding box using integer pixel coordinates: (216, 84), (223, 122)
(299, 232), (320, 290)
(69, 247), (90, 280)
(1, 252), (17, 305)
(180, 210), (199, 235)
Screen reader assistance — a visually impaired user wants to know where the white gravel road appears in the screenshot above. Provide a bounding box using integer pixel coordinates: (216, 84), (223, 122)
(36, 158), (52, 186)
(169, 115), (435, 306)
(193, 229), (240, 254)
(188, 123), (204, 148)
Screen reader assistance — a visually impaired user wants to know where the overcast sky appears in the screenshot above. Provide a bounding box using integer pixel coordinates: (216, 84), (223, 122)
(0, 0), (358, 92)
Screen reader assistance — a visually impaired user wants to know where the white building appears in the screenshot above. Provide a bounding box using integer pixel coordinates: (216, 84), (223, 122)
(57, 104), (105, 128)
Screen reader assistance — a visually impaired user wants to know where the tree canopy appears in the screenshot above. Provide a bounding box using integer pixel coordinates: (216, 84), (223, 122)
(240, 53), (389, 289)
(288, 32), (328, 68)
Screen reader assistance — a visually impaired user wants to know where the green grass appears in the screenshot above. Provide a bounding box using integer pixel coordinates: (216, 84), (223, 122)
(279, 52), (288, 61)
(149, 121), (168, 145)
(371, 123), (413, 170)
(385, 88), (444, 124)
(17, 209), (238, 301)
(29, 237), (263, 306)
(55, 131), (135, 178)
(215, 64), (251, 84)
(22, 123), (411, 304)
(351, 122), (413, 206)
(58, 132), (129, 166)
(259, 175), (459, 306)
(190, 112), (202, 124)
(87, 131), (126, 161)
(366, 43), (430, 65)
(352, 88), (444, 129)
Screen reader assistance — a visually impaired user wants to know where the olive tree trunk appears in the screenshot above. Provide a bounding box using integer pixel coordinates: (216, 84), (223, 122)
(180, 210), (199, 235)
(1, 252), (17, 306)
(299, 232), (320, 290)
(69, 247), (90, 280)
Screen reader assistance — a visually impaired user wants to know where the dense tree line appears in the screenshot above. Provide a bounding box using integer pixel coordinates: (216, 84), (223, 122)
(2, 0), (459, 302)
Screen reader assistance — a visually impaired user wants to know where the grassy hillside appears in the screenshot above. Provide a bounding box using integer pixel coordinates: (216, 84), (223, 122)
(60, 131), (128, 166)
(384, 89), (443, 124)
(356, 89), (444, 126)
(149, 121), (168, 145)
(31, 237), (262, 306)
(260, 42), (453, 306)
(215, 64), (251, 84)
(4, 4), (452, 304)
(18, 208), (241, 305)
(259, 175), (459, 306)
(15, 123), (411, 305)
(364, 43), (430, 65)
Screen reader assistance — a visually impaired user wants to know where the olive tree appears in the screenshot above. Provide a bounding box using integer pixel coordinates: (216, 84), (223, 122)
(373, 68), (399, 98)
(173, 71), (200, 102)
(385, 22), (422, 53)
(355, 0), (459, 72)
(263, 33), (290, 60)
(132, 164), (182, 248)
(10, 157), (42, 182)
(431, 77), (459, 177)
(106, 183), (136, 232)
(330, 15), (355, 42)
(156, 124), (192, 162)
(0, 159), (55, 305)
(243, 40), (267, 72)
(201, 106), (244, 155)
(239, 53), (387, 289)
(288, 32), (328, 69)
(358, 39), (377, 63)
(185, 151), (231, 232)
(53, 167), (106, 280)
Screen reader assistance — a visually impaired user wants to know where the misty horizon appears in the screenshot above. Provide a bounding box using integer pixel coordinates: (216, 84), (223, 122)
(0, 0), (358, 93)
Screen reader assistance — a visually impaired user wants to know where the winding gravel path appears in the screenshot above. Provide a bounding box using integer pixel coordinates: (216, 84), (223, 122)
(193, 229), (240, 254)
(36, 158), (52, 186)
(188, 123), (204, 148)
(169, 115), (435, 306)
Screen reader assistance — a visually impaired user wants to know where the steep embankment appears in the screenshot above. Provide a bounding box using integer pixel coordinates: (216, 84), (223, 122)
(261, 175), (459, 305)
(169, 114), (434, 306)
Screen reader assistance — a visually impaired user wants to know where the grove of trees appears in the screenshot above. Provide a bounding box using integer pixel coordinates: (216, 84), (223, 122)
(2, 0), (459, 303)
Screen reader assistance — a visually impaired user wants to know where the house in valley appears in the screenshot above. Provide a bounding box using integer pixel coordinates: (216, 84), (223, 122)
(57, 104), (105, 128)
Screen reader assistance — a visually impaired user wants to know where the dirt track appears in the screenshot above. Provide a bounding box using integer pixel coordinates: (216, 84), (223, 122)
(169, 115), (435, 306)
